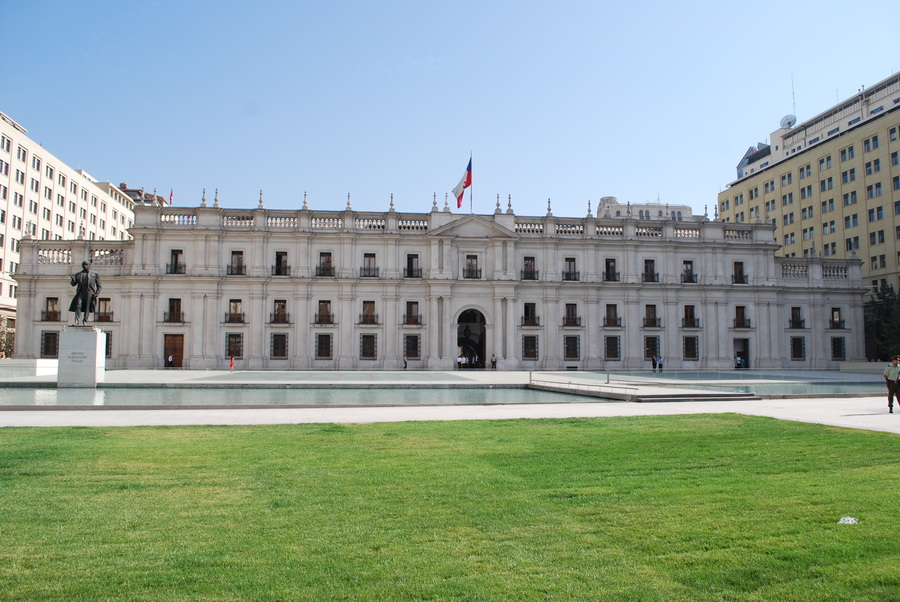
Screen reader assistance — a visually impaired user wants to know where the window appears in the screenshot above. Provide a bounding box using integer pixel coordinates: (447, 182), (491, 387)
(831, 337), (846, 361)
(317, 252), (334, 276)
(522, 256), (537, 280)
(819, 155), (832, 170)
(842, 169), (856, 183)
(644, 336), (659, 360)
(642, 259), (658, 283)
(605, 304), (620, 327)
(360, 334), (377, 359)
(790, 337), (806, 361)
(361, 300), (377, 324)
(644, 304), (659, 327)
(842, 191), (857, 206)
(840, 146), (854, 161)
(361, 253), (378, 277)
(523, 302), (539, 326)
(272, 299), (288, 323)
(404, 335), (421, 360)
(605, 336), (621, 360)
(168, 249), (184, 274)
(316, 334), (333, 359)
(604, 258), (618, 282)
(523, 335), (538, 360)
(563, 257), (578, 281)
(683, 336), (699, 361)
(563, 336), (580, 361)
(734, 306), (750, 328)
(43, 297), (60, 321)
(227, 299), (243, 323)
(405, 254), (421, 278)
(790, 307), (804, 329)
(465, 255), (481, 279)
(864, 135), (879, 152)
(271, 334), (288, 359)
(732, 261), (747, 284)
(683, 305), (698, 328)
(866, 159), (881, 175)
(845, 214), (858, 228)
(96, 298), (113, 322)
(820, 177), (833, 192)
(228, 251), (245, 275)
(799, 164), (811, 179)
(563, 303), (579, 327)
(41, 331), (59, 358)
(226, 333), (243, 359)
(405, 301), (420, 325)
(316, 300), (333, 324)
(273, 251), (289, 276)
(166, 298), (183, 322)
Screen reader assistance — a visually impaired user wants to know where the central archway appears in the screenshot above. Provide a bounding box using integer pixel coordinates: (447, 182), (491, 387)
(457, 309), (486, 369)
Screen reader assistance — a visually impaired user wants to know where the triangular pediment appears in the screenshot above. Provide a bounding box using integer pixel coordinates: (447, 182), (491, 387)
(430, 214), (518, 239)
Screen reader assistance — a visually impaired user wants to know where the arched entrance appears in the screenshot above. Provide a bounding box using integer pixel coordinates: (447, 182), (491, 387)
(457, 309), (486, 369)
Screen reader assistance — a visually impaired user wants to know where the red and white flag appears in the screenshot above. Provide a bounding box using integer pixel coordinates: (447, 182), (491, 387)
(452, 158), (472, 208)
(169, 190), (173, 206)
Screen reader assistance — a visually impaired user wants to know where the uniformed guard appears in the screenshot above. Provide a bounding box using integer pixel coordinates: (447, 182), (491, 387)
(883, 355), (900, 413)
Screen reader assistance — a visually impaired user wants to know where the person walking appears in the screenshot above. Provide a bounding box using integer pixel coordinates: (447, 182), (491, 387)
(229, 356), (235, 373)
(651, 355), (658, 373)
(883, 355), (900, 413)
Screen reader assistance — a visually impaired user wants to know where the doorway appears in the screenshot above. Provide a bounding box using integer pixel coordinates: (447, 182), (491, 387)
(164, 334), (184, 368)
(457, 309), (486, 368)
(733, 338), (749, 369)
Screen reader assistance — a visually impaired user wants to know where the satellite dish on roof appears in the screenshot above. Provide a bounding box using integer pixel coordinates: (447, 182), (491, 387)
(780, 114), (797, 129)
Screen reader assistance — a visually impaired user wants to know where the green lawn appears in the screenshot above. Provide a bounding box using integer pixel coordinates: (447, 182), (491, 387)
(1, 415), (899, 601)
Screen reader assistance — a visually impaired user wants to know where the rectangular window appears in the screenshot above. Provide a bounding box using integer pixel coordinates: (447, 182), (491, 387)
(405, 254), (421, 278)
(316, 334), (333, 359)
(465, 254), (481, 279)
(228, 251), (245, 275)
(404, 334), (421, 360)
(563, 336), (580, 360)
(166, 298), (183, 322)
(563, 257), (578, 281)
(605, 304), (620, 327)
(227, 299), (243, 323)
(41, 331), (59, 358)
(522, 256), (537, 280)
(361, 300), (376, 324)
(360, 334), (377, 359)
(317, 300), (333, 324)
(644, 336), (659, 360)
(405, 301), (420, 325)
(790, 337), (806, 361)
(831, 337), (846, 361)
(318, 252), (333, 276)
(605, 336), (620, 361)
(274, 251), (289, 276)
(523, 335), (538, 360)
(272, 299), (288, 323)
(523, 302), (538, 326)
(226, 333), (243, 359)
(644, 304), (659, 327)
(271, 334), (288, 359)
(361, 253), (377, 277)
(604, 258), (618, 282)
(683, 336), (699, 361)
(564, 303), (579, 327)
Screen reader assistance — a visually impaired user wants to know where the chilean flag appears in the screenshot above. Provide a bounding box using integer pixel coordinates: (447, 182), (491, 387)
(452, 158), (472, 208)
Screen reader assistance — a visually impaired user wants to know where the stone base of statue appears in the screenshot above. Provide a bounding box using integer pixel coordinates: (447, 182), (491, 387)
(58, 326), (107, 388)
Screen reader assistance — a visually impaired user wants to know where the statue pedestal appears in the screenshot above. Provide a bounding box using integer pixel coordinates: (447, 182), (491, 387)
(58, 326), (107, 388)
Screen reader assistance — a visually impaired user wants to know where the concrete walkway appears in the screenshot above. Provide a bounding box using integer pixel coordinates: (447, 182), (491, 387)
(1, 369), (896, 434)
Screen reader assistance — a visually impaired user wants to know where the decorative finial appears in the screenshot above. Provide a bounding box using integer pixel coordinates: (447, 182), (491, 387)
(546, 198), (552, 217)
(201, 188), (207, 207)
(302, 191), (308, 210)
(258, 190), (264, 209)
(443, 193), (450, 212)
(346, 193), (352, 211)
(389, 193), (395, 213)
(495, 194), (501, 215)
(214, 188), (220, 208)
(432, 193), (438, 212)
(626, 201), (631, 217)
(704, 204), (708, 219)
(587, 199), (593, 218)
(506, 194), (513, 215)
(714, 204), (719, 220)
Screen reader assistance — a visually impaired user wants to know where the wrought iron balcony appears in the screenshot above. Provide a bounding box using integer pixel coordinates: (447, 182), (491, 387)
(403, 267), (422, 278)
(226, 264), (246, 276)
(682, 318), (701, 328)
(166, 263), (186, 275)
(41, 310), (61, 321)
(164, 311), (185, 323)
(732, 274), (748, 284)
(643, 317), (662, 327)
(463, 268), (482, 279)
(95, 312), (114, 322)
(562, 316), (582, 327)
(681, 272), (698, 283)
(603, 271), (620, 282)
(359, 314), (379, 325)
(314, 312), (334, 325)
(360, 266), (380, 278)
(271, 264), (291, 276)
(603, 316), (622, 327)
(521, 316), (541, 327)
(642, 272), (659, 283)
(402, 314), (423, 325)
(733, 318), (752, 329)
(224, 312), (245, 323)
(829, 319), (846, 329)
(316, 265), (335, 277)
(562, 270), (580, 282)
(788, 319), (806, 329)
(270, 312), (290, 324)
(521, 269), (539, 281)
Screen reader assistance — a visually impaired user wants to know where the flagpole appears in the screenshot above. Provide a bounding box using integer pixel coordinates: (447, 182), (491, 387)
(469, 153), (473, 214)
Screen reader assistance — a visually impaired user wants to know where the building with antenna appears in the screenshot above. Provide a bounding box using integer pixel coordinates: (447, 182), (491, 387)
(717, 72), (900, 296)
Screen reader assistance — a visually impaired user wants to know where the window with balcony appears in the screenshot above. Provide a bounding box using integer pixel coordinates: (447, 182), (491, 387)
(272, 251), (290, 276)
(642, 259), (658, 283)
(829, 308), (845, 330)
(361, 253), (378, 277)
(562, 257), (579, 281)
(96, 298), (113, 322)
(563, 303), (580, 327)
(464, 255), (481, 279)
(732, 261), (748, 284)
(789, 307), (805, 329)
(522, 302), (539, 326)
(317, 252), (334, 277)
(42, 297), (60, 321)
(682, 305), (699, 328)
(271, 299), (289, 324)
(404, 301), (421, 325)
(734, 306), (751, 329)
(643, 305), (660, 328)
(316, 300), (333, 324)
(165, 298), (184, 323)
(227, 251), (245, 275)
(681, 260), (697, 283)
(271, 334), (288, 359)
(604, 304), (621, 327)
(360, 300), (377, 324)
(404, 254), (421, 278)
(604, 258), (619, 282)
(522, 256), (538, 280)
(226, 299), (244, 323)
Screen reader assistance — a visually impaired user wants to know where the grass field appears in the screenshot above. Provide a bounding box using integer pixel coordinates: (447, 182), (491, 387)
(2, 414), (899, 600)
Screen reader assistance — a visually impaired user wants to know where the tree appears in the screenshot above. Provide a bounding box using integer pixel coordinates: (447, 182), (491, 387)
(865, 284), (900, 361)
(0, 315), (13, 358)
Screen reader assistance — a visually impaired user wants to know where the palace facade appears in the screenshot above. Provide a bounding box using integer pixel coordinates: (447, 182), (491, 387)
(13, 201), (866, 370)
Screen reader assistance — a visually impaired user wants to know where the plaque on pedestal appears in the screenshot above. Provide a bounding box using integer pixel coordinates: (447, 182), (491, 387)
(58, 326), (107, 388)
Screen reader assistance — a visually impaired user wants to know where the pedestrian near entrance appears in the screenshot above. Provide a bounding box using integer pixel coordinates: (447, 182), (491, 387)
(651, 355), (658, 372)
(491, 354), (497, 370)
(229, 356), (235, 373)
(403, 356), (408, 370)
(167, 354), (174, 368)
(657, 356), (664, 373)
(883, 355), (900, 413)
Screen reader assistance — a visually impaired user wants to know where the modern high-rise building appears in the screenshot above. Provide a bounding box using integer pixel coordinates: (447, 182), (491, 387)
(717, 73), (900, 296)
(0, 110), (141, 352)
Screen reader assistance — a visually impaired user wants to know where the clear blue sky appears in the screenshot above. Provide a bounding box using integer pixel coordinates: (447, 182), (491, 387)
(4, 0), (898, 218)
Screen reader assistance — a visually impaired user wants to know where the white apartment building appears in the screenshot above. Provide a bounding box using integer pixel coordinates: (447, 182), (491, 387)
(13, 202), (866, 370)
(0, 110), (138, 350)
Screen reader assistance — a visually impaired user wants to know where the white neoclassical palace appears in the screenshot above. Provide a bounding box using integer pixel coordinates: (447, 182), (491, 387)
(13, 200), (867, 370)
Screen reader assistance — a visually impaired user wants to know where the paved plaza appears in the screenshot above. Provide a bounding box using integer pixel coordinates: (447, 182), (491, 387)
(0, 369), (897, 435)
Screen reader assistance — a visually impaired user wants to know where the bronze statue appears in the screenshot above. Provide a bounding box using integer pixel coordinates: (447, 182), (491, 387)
(69, 261), (101, 326)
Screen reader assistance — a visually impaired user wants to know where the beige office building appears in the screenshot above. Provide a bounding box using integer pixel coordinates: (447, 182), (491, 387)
(0, 110), (138, 352)
(718, 73), (900, 295)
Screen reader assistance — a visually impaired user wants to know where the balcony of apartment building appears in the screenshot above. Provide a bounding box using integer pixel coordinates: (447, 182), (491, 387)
(224, 312), (245, 324)
(681, 318), (701, 329)
(314, 312), (334, 325)
(402, 314), (424, 326)
(521, 315), (541, 327)
(270, 312), (290, 324)
(40, 310), (61, 322)
(733, 318), (753, 329)
(164, 311), (185, 323)
(358, 313), (379, 325)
